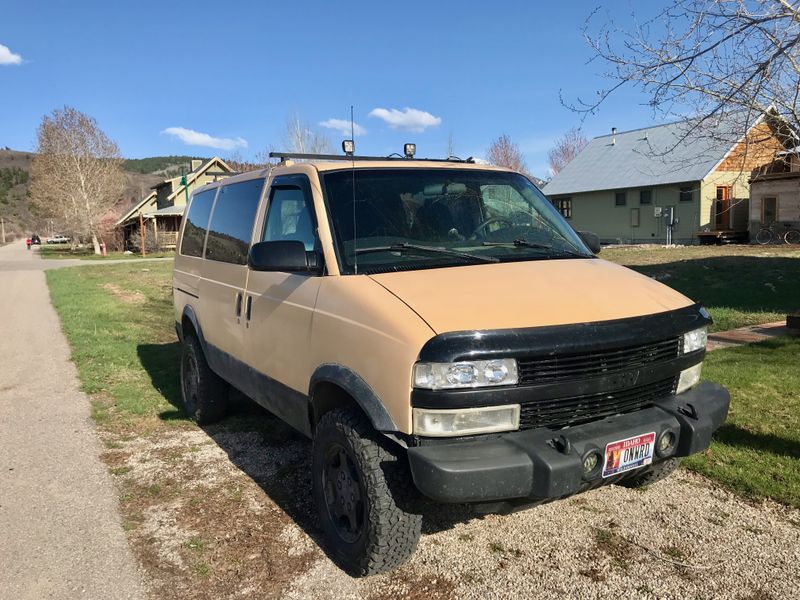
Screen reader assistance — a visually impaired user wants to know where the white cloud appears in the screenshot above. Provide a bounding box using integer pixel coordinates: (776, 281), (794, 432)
(161, 127), (247, 151)
(368, 107), (442, 132)
(0, 44), (22, 66)
(320, 118), (366, 137)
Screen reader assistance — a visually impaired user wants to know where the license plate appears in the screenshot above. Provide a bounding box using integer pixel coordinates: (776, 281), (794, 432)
(602, 432), (656, 478)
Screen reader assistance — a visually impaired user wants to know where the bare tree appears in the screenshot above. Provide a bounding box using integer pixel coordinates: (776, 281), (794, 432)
(575, 1), (800, 152)
(224, 150), (276, 173)
(486, 134), (528, 174)
(30, 107), (125, 254)
(283, 114), (331, 154)
(548, 128), (589, 176)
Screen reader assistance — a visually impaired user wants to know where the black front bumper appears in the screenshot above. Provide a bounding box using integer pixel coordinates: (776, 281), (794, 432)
(407, 381), (729, 504)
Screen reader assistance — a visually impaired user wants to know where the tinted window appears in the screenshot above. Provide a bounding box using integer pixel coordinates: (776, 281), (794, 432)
(263, 186), (317, 251)
(180, 188), (216, 257)
(615, 191), (626, 206)
(680, 187), (694, 202)
(640, 190), (652, 205)
(205, 179), (265, 264)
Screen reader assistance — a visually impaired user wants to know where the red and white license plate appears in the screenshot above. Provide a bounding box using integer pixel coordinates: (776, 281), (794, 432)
(602, 432), (656, 478)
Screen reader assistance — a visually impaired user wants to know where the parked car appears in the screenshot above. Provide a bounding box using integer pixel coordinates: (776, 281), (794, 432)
(172, 148), (729, 576)
(47, 234), (70, 244)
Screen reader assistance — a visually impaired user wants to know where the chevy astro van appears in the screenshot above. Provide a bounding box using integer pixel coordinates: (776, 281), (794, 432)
(173, 147), (729, 575)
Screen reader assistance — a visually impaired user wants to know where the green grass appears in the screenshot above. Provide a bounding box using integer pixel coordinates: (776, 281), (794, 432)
(45, 248), (800, 507)
(39, 245), (173, 260)
(686, 336), (800, 508)
(46, 262), (184, 428)
(603, 246), (800, 331)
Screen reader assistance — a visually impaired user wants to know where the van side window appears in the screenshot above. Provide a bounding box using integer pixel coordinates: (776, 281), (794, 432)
(263, 186), (317, 251)
(205, 179), (265, 264)
(181, 188), (217, 257)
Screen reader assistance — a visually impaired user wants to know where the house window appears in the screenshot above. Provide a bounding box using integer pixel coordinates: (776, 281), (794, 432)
(615, 191), (626, 206)
(554, 197), (572, 219)
(762, 197), (777, 224)
(679, 187), (694, 202)
(639, 190), (652, 205)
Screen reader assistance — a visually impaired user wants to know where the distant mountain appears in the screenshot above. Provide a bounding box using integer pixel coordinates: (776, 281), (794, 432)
(122, 155), (209, 177)
(0, 149), (164, 238)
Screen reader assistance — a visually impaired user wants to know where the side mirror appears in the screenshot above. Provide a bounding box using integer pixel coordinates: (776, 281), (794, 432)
(577, 231), (602, 254)
(248, 240), (322, 274)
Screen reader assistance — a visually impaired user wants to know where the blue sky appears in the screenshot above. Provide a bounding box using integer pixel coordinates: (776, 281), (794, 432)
(0, 0), (661, 178)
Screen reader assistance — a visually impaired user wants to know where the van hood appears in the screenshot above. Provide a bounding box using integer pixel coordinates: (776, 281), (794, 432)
(368, 258), (693, 334)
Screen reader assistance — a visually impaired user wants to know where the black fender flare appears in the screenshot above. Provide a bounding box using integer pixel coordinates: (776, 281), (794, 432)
(179, 305), (208, 352)
(309, 364), (398, 432)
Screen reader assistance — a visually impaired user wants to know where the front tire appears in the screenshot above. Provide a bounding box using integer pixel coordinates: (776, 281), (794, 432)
(620, 457), (682, 489)
(784, 229), (800, 245)
(180, 334), (229, 424)
(312, 408), (422, 576)
(755, 228), (774, 245)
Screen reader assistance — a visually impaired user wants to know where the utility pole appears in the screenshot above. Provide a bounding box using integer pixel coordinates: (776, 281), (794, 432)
(139, 212), (146, 257)
(1, 217), (5, 245)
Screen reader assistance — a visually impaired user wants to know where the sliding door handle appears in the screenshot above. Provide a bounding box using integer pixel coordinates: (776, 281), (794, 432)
(235, 292), (243, 318)
(245, 295), (253, 321)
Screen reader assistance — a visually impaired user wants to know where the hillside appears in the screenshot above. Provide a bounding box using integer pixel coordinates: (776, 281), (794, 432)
(0, 149), (163, 239)
(123, 155), (208, 177)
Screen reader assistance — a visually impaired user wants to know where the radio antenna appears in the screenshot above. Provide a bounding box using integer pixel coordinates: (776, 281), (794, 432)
(351, 104), (358, 274)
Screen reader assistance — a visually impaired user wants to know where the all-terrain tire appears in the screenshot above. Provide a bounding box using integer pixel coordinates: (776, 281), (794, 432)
(312, 408), (422, 576)
(180, 334), (229, 424)
(620, 457), (682, 489)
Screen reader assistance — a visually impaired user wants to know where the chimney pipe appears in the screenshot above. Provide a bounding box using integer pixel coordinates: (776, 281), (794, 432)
(611, 127), (617, 145)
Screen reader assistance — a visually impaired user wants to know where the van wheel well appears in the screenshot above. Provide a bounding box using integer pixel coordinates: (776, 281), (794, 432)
(310, 382), (361, 432)
(181, 315), (198, 342)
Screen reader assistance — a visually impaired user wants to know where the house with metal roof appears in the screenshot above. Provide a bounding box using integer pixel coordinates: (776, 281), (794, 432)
(116, 157), (234, 249)
(545, 113), (794, 244)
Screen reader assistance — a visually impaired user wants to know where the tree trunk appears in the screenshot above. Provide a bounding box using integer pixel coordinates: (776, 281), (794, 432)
(91, 232), (101, 255)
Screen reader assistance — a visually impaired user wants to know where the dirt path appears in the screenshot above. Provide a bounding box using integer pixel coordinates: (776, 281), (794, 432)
(0, 241), (147, 599)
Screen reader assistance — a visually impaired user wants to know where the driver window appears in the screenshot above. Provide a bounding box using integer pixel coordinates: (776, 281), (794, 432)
(262, 186), (317, 251)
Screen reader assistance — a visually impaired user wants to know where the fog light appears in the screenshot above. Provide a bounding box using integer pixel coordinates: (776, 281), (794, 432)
(583, 452), (599, 474)
(658, 431), (675, 454)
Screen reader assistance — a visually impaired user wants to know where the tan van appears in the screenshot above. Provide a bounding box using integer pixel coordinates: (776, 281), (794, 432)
(173, 147), (729, 575)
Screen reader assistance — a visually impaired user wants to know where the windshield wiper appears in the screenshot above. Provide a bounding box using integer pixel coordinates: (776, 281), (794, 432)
(355, 243), (499, 263)
(482, 239), (552, 250)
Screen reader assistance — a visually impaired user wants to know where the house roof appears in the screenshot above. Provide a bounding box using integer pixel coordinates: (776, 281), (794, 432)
(115, 191), (157, 226)
(165, 156), (233, 203)
(544, 116), (765, 196)
(145, 205), (185, 217)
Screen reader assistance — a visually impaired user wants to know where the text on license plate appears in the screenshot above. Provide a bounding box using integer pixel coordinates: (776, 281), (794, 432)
(602, 432), (656, 478)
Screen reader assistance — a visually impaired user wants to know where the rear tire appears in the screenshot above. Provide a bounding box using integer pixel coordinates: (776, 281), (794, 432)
(180, 334), (229, 424)
(755, 228), (774, 245)
(784, 229), (800, 245)
(312, 408), (422, 576)
(620, 457), (682, 488)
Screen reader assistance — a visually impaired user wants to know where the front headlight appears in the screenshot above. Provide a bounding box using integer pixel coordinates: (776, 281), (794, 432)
(413, 405), (520, 437)
(683, 326), (708, 354)
(676, 362), (702, 394)
(413, 358), (518, 390)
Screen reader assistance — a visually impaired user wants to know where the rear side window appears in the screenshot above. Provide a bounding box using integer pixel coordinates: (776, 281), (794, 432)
(181, 188), (217, 257)
(205, 179), (265, 264)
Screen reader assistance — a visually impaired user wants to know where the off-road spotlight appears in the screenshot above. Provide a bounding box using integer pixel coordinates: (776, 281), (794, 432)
(404, 143), (416, 158)
(342, 139), (355, 156)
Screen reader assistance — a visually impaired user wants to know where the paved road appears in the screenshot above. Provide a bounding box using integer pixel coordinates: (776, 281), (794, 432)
(0, 241), (147, 599)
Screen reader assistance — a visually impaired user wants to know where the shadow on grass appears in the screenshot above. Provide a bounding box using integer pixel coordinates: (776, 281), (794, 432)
(135, 341), (476, 568)
(627, 255), (800, 315)
(714, 423), (800, 459)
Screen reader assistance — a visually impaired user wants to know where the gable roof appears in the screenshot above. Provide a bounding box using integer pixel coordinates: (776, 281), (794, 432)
(545, 116), (765, 196)
(165, 156), (233, 203)
(115, 191), (157, 226)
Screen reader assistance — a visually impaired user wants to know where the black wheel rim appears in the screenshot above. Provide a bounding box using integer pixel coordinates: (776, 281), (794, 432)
(322, 443), (366, 544)
(181, 351), (199, 416)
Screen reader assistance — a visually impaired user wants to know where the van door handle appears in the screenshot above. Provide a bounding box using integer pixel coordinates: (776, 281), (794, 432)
(235, 292), (243, 318)
(245, 295), (253, 321)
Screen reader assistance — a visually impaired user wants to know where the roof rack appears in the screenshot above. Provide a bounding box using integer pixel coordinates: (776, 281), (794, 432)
(268, 151), (475, 164)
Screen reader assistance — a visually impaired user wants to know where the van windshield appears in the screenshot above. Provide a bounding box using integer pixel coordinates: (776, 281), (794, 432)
(322, 168), (592, 274)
